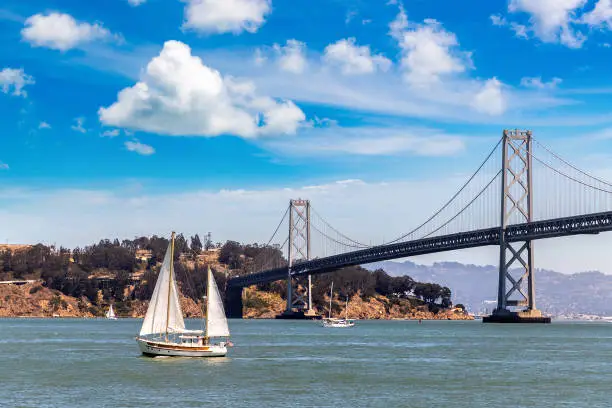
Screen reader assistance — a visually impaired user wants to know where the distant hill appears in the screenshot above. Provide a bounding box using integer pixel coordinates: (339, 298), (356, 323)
(364, 260), (612, 316)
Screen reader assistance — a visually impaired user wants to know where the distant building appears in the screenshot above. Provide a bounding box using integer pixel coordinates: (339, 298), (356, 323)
(135, 249), (153, 262)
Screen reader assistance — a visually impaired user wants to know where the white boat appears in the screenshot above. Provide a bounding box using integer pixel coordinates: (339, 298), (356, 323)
(135, 232), (231, 357)
(322, 282), (355, 328)
(105, 304), (118, 320)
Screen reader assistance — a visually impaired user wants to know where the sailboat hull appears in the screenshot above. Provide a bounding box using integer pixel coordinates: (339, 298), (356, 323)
(136, 338), (227, 357)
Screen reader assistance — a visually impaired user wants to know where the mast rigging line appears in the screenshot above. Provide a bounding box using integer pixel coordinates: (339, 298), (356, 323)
(383, 136), (503, 245)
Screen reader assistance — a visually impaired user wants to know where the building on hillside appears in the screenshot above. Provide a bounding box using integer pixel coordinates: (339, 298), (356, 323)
(135, 249), (153, 262)
(196, 248), (220, 264)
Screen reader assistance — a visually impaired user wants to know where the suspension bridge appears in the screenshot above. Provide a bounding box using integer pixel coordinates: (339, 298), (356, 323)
(225, 130), (612, 323)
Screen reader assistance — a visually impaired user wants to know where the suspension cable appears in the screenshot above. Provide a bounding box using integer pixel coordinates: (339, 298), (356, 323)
(383, 136), (503, 244)
(533, 137), (612, 188)
(529, 152), (612, 194)
(310, 207), (370, 248)
(309, 222), (369, 250)
(421, 170), (502, 239)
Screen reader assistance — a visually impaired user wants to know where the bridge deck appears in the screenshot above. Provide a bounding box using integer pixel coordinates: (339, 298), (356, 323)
(228, 211), (612, 288)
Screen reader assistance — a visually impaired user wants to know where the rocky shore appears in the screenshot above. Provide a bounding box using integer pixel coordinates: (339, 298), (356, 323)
(0, 283), (471, 320)
(242, 287), (473, 320)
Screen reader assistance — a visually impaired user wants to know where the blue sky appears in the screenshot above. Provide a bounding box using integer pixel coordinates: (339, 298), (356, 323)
(2, 0), (612, 272)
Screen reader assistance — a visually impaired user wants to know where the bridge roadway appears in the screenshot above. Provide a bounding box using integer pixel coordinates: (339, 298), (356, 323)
(227, 211), (612, 288)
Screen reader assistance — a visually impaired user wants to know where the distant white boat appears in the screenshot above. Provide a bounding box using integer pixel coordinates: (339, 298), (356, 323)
(105, 304), (117, 320)
(135, 232), (231, 357)
(322, 282), (355, 328)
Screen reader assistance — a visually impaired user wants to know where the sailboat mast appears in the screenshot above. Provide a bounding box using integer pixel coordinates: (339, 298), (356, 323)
(205, 267), (211, 339)
(345, 296), (348, 320)
(166, 232), (175, 340)
(329, 282), (333, 319)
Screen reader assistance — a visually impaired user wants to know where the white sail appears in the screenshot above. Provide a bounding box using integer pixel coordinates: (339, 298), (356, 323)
(205, 268), (230, 338)
(106, 305), (116, 318)
(139, 242), (185, 336)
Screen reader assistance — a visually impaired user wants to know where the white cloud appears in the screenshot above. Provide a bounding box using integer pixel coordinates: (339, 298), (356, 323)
(38, 121), (51, 129)
(182, 0), (271, 34)
(273, 40), (307, 74)
(265, 126), (466, 157)
(125, 140), (155, 155)
(490, 14), (507, 26)
(128, 0), (147, 6)
(583, 0), (612, 28)
(71, 117), (87, 133)
(323, 38), (391, 75)
(0, 162), (8, 170)
(507, 0), (587, 48)
(22, 12), (115, 51)
(521, 76), (563, 89)
(101, 129), (120, 137)
(472, 78), (506, 116)
(390, 8), (469, 86)
(99, 40), (306, 137)
(0, 68), (34, 97)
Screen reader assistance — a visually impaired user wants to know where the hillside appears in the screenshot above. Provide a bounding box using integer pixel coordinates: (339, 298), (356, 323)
(366, 260), (612, 316)
(0, 235), (471, 319)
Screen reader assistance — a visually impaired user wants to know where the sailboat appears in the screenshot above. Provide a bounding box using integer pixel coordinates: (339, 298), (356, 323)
(105, 304), (117, 320)
(136, 232), (231, 357)
(322, 283), (355, 328)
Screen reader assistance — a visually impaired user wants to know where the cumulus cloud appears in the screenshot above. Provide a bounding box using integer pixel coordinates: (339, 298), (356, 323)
(125, 140), (155, 155)
(128, 0), (147, 6)
(497, 0), (587, 47)
(390, 8), (469, 86)
(22, 12), (115, 51)
(99, 40), (306, 137)
(323, 38), (391, 75)
(273, 40), (307, 74)
(38, 121), (51, 129)
(0, 162), (8, 170)
(472, 78), (506, 116)
(0, 68), (34, 97)
(583, 0), (612, 28)
(182, 0), (271, 34)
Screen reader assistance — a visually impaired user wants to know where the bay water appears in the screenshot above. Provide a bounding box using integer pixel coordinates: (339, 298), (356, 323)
(1, 319), (611, 407)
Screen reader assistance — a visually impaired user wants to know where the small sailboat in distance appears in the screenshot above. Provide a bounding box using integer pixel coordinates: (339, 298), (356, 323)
(136, 232), (231, 357)
(322, 282), (355, 328)
(105, 304), (117, 320)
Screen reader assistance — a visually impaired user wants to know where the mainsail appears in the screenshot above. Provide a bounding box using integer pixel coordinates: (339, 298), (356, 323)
(205, 267), (230, 338)
(139, 242), (185, 336)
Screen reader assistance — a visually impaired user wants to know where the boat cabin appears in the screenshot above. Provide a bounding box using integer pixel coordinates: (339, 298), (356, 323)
(179, 335), (205, 346)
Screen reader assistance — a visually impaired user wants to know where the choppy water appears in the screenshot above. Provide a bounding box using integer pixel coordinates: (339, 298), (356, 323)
(1, 319), (611, 407)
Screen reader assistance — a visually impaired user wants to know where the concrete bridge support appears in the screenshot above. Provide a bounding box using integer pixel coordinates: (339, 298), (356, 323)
(225, 286), (244, 319)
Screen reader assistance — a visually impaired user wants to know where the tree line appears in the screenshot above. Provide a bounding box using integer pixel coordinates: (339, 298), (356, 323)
(0, 236), (452, 311)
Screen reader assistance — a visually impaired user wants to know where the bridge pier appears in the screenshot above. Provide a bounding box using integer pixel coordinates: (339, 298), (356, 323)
(485, 129), (550, 324)
(225, 286), (244, 319)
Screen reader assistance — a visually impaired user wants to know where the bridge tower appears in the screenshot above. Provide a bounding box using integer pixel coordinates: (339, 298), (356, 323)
(277, 199), (318, 319)
(484, 129), (550, 323)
